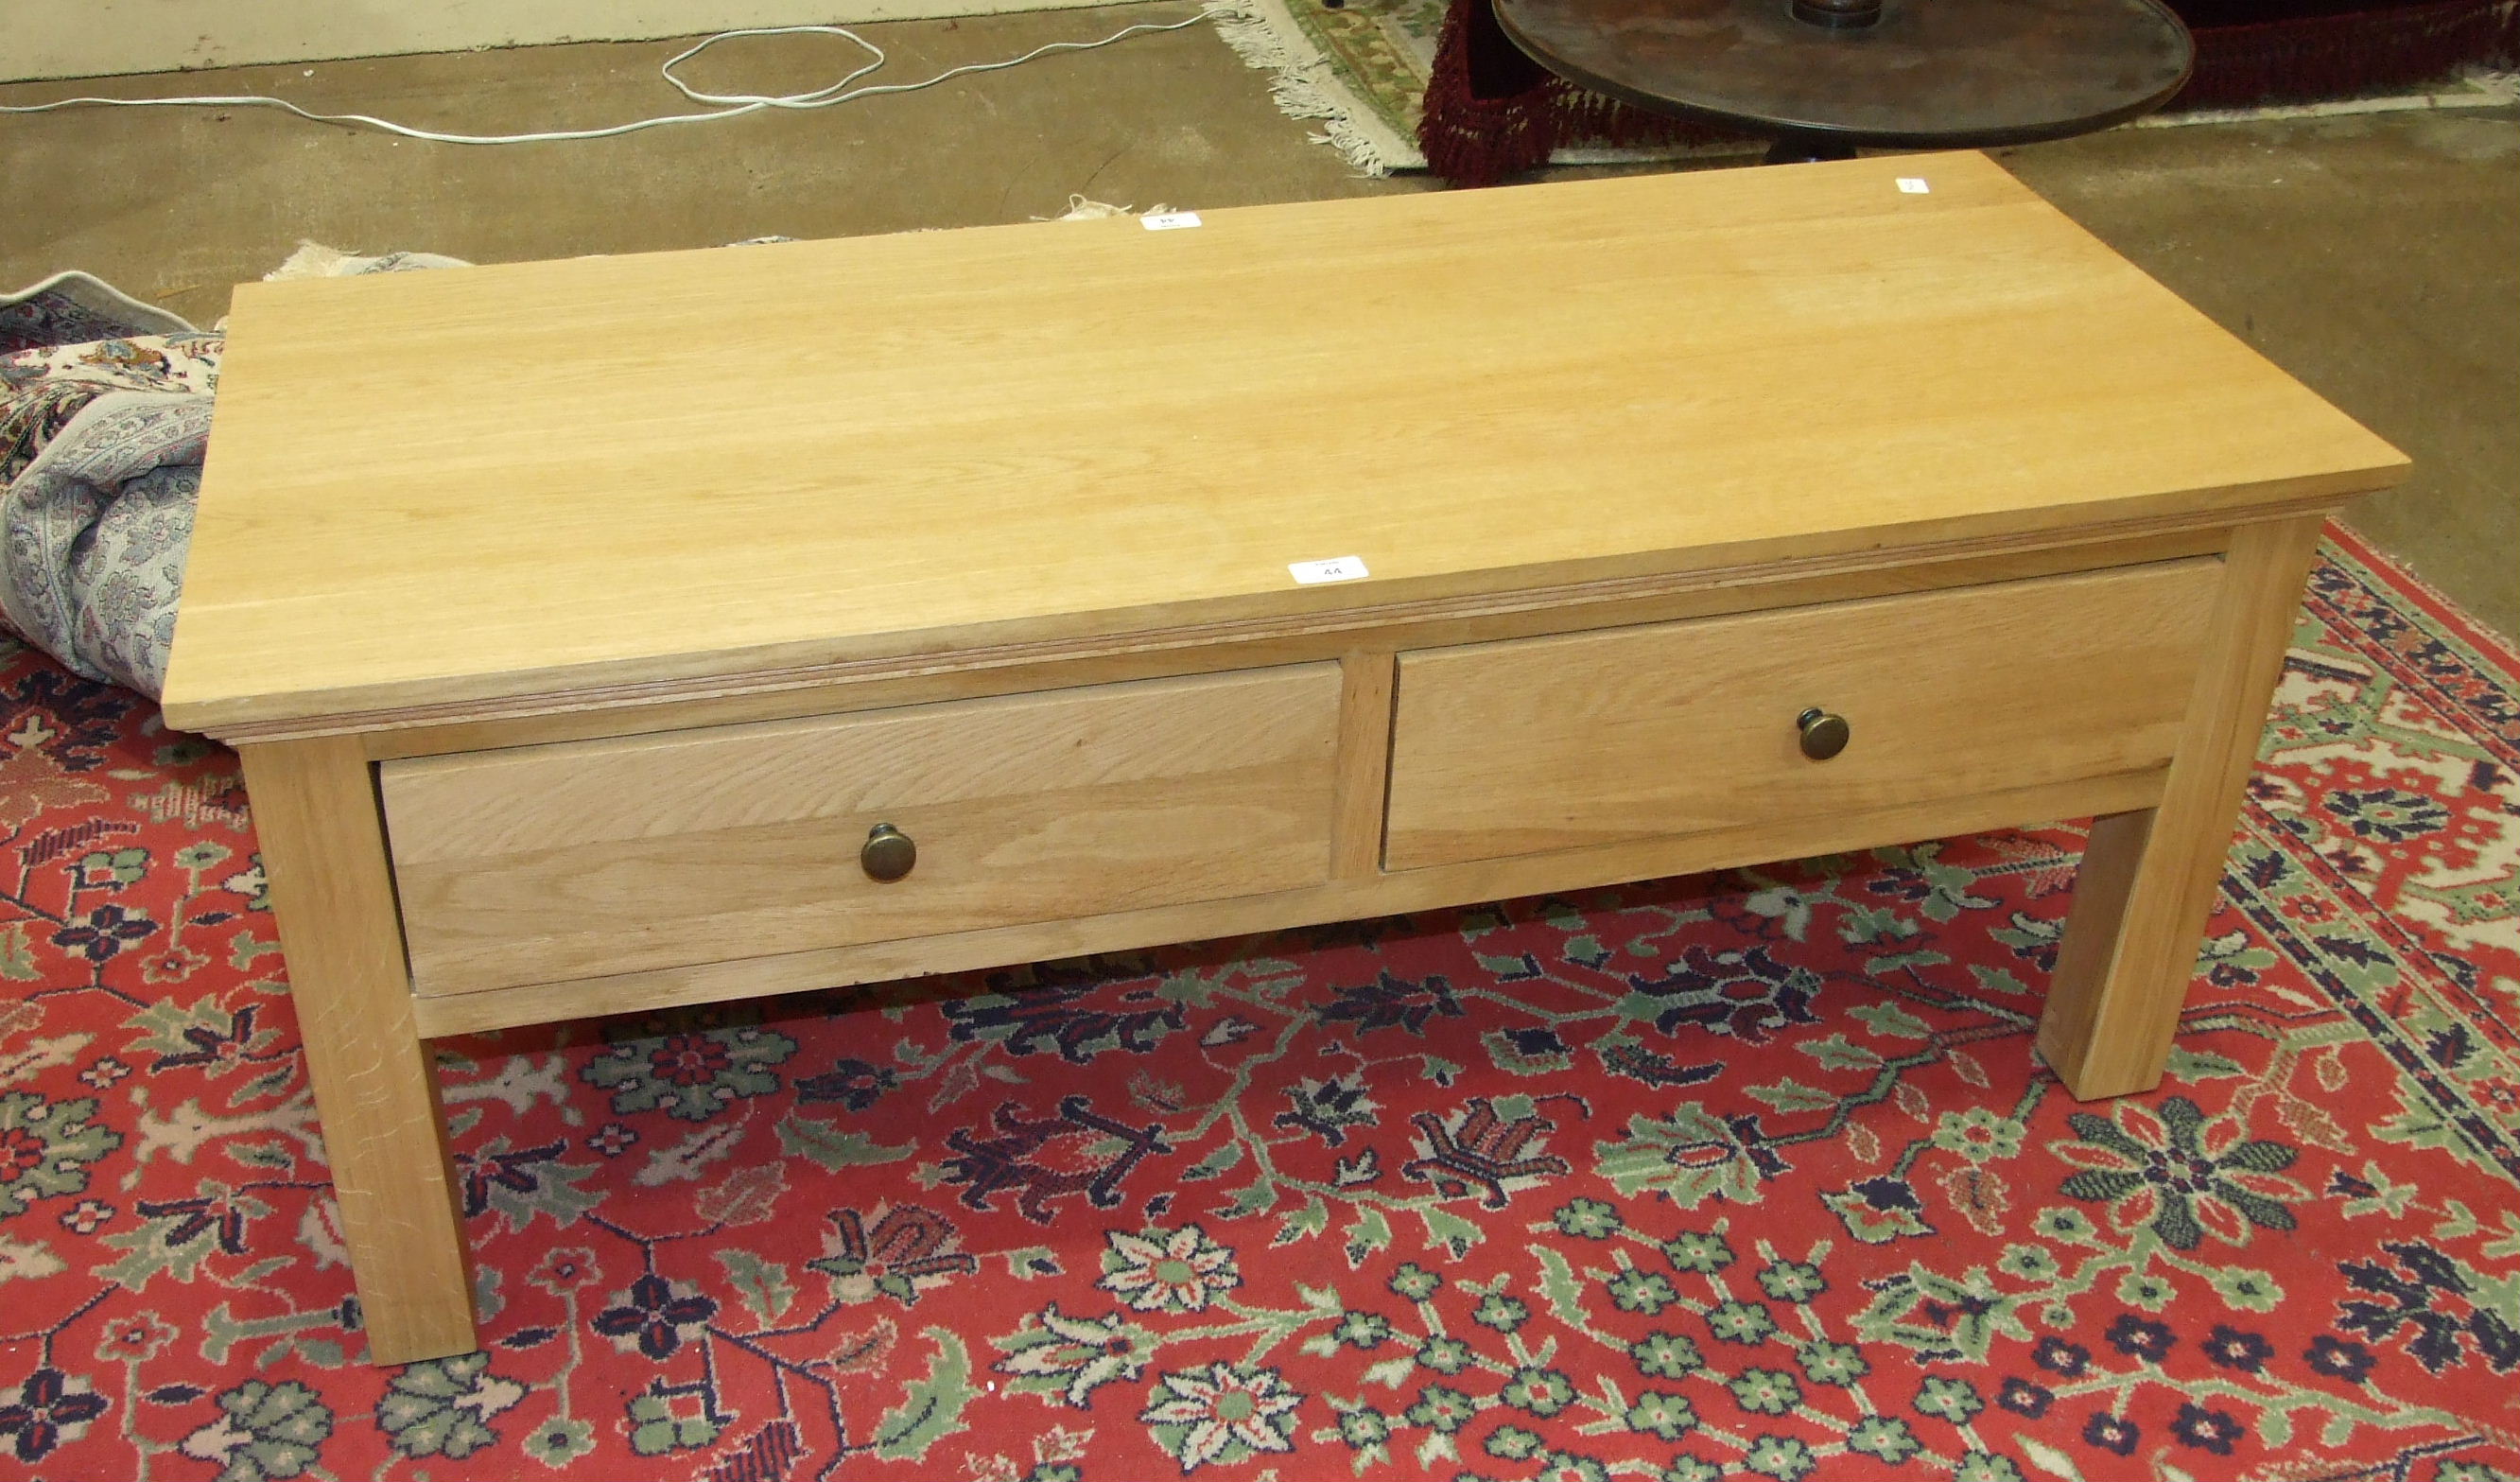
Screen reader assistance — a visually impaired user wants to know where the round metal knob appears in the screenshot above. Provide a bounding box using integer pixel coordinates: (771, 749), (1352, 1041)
(860, 823), (916, 881)
(1797, 707), (1851, 761)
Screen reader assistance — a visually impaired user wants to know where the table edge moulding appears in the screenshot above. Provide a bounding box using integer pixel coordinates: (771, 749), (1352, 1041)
(161, 152), (2409, 1363)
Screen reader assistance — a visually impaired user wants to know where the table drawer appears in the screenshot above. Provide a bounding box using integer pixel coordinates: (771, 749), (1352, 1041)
(1383, 558), (2222, 871)
(382, 665), (1344, 996)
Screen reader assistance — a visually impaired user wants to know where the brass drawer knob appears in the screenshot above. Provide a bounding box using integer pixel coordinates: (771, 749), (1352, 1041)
(1797, 707), (1851, 761)
(860, 823), (916, 881)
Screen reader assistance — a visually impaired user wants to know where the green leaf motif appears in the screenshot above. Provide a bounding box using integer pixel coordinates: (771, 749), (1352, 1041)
(0, 1092), (121, 1215)
(1274, 1196), (1330, 1247)
(199, 1301), (313, 1368)
(1594, 1106), (1767, 1209)
(1847, 1002), (1933, 1040)
(1343, 1208), (1392, 1268)
(2370, 1081), (2499, 1173)
(473, 1138), (602, 1232)
(1837, 904), (1919, 947)
(229, 932), (284, 970)
(1967, 965), (2031, 998)
(376, 1352), (524, 1459)
(2433, 1199), (2480, 1240)
(0, 922), (40, 981)
(873, 1329), (975, 1460)
(1853, 1264), (2030, 1364)
(1155, 969), (1219, 1008)
(1746, 1079), (1839, 1115)
(1862, 950), (1952, 979)
(77, 846), (150, 887)
(775, 1114), (913, 1171)
(626, 1389), (721, 1456)
(2017, 1435), (2086, 1481)
(1799, 1035), (1885, 1073)
(121, 999), (269, 1062)
(998, 1246), (1062, 1280)
(1990, 913), (2061, 956)
(1740, 884), (1818, 940)
(1535, 1247), (1588, 1328)
(1182, 1140), (1243, 1180)
(2164, 1046), (2249, 1082)
(1220, 1175), (1279, 1219)
(190, 1378), (333, 1482)
(716, 1249), (797, 1325)
(1416, 1206), (1486, 1257)
(0, 1240), (63, 1285)
(2258, 1406), (2294, 1449)
(97, 1181), (267, 1294)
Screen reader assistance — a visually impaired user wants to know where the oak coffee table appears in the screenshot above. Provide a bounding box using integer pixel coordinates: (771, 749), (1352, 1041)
(163, 153), (2407, 1364)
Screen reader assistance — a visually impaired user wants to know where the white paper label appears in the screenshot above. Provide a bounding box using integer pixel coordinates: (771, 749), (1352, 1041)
(1896, 178), (1931, 194)
(1289, 555), (1368, 585)
(1141, 212), (1203, 231)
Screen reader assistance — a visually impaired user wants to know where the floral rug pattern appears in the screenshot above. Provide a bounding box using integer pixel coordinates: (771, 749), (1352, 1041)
(0, 523), (2516, 1480)
(1270, 0), (1448, 153)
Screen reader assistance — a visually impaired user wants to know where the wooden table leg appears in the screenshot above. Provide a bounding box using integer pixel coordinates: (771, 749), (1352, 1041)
(2037, 515), (2327, 1100)
(238, 736), (478, 1363)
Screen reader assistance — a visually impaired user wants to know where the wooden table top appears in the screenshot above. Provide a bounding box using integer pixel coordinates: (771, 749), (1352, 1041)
(162, 151), (2404, 735)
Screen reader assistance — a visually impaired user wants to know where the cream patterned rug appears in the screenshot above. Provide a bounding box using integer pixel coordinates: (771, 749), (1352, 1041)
(1210, 0), (1444, 172)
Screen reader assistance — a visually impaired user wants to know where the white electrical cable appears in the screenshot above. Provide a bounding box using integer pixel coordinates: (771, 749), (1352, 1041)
(0, 9), (1216, 146)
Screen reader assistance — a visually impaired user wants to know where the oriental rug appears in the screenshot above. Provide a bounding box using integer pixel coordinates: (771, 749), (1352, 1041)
(0, 522), (2515, 1481)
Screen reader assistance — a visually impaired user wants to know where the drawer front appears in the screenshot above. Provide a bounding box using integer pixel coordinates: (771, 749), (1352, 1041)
(384, 665), (1343, 996)
(1383, 559), (2222, 872)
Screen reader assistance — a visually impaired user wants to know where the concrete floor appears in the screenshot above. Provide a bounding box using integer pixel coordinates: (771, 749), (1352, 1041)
(2, 6), (2511, 636)
(1996, 115), (2520, 638)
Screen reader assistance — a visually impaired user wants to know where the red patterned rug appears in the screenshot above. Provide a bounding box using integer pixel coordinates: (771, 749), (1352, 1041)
(1, 523), (2515, 1481)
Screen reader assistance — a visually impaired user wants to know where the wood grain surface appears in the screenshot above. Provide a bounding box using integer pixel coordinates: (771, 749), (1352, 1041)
(406, 766), (2172, 1037)
(323, 525), (2231, 752)
(1330, 651), (1398, 880)
(2037, 517), (2332, 1098)
(163, 152), (2404, 735)
(382, 665), (1342, 996)
(1383, 558), (2221, 870)
(235, 737), (476, 1363)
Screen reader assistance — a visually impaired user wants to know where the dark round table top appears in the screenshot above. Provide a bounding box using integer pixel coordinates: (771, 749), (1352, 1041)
(1492, 0), (2195, 148)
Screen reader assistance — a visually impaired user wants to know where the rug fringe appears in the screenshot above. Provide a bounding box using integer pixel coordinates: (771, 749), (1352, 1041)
(1205, 0), (1413, 175)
